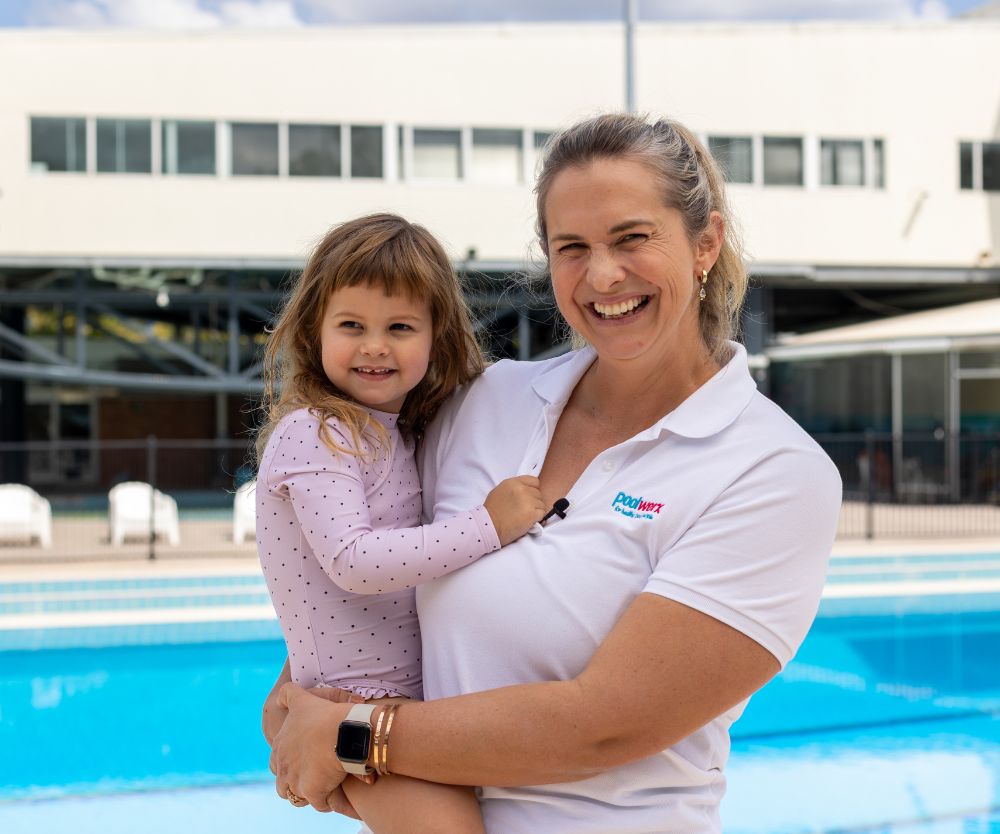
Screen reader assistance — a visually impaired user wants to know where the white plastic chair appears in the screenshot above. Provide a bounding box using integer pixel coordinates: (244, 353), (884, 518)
(0, 484), (52, 547)
(108, 481), (180, 546)
(232, 480), (257, 543)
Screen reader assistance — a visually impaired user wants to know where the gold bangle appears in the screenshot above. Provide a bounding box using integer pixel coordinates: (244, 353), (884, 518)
(371, 706), (388, 774)
(379, 704), (400, 775)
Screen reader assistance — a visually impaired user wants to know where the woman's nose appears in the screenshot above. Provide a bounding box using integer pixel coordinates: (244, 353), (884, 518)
(587, 248), (626, 292)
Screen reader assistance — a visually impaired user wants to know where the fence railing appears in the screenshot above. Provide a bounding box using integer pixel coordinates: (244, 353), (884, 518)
(0, 432), (998, 560)
(815, 431), (1000, 539)
(0, 437), (254, 561)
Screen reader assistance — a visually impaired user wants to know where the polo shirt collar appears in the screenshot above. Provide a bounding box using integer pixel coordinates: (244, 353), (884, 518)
(530, 341), (757, 440)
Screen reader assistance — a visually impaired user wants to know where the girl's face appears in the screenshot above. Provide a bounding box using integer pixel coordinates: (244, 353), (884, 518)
(320, 283), (433, 413)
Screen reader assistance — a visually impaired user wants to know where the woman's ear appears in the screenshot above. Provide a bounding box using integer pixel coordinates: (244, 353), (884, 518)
(697, 211), (725, 273)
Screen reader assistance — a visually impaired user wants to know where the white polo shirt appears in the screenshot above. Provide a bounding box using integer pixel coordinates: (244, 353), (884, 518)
(415, 343), (842, 834)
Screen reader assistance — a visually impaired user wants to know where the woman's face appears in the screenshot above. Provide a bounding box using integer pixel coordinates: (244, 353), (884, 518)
(544, 158), (718, 367)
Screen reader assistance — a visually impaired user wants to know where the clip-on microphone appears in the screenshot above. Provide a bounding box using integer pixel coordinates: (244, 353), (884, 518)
(541, 497), (570, 524)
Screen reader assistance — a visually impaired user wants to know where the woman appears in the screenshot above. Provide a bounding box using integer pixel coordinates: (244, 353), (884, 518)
(263, 113), (842, 834)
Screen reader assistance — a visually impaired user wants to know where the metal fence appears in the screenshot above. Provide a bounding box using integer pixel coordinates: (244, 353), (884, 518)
(1, 431), (999, 561)
(0, 437), (254, 561)
(817, 431), (1000, 539)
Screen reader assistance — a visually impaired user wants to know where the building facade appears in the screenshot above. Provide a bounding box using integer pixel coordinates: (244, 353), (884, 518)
(1, 19), (998, 489)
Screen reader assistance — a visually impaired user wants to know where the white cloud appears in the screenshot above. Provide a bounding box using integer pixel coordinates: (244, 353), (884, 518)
(299, 0), (951, 23)
(26, 0), (303, 28)
(24, 0), (952, 27)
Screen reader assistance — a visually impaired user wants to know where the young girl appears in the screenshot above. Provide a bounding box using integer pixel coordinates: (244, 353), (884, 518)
(255, 213), (544, 833)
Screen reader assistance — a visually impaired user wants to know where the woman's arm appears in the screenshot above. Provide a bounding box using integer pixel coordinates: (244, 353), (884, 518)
(271, 592), (778, 802)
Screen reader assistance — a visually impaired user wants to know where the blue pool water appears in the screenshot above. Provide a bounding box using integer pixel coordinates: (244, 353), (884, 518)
(2, 572), (999, 833)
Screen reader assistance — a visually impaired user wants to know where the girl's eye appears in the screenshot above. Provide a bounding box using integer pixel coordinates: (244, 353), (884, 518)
(339, 320), (362, 329)
(389, 323), (413, 332)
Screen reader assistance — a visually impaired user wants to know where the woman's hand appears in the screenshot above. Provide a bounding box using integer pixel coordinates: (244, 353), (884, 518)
(270, 682), (354, 812)
(262, 659), (291, 746)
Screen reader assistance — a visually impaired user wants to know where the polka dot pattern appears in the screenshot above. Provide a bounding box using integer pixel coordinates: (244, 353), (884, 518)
(256, 407), (501, 698)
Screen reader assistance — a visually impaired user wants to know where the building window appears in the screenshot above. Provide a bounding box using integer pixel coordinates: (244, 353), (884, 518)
(960, 142), (974, 190)
(820, 139), (864, 186)
(763, 137), (803, 186)
(413, 128), (462, 180)
(97, 119), (151, 174)
(351, 125), (383, 178)
(984, 142), (1000, 192)
(471, 128), (522, 184)
(960, 141), (1000, 191)
(231, 122), (279, 176)
(708, 136), (753, 184)
(289, 124), (341, 177)
(30, 117), (86, 173)
(533, 131), (553, 151)
(162, 120), (216, 175)
(872, 139), (885, 188)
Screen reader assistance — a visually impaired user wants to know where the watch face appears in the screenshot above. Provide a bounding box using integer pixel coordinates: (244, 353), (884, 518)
(336, 721), (371, 764)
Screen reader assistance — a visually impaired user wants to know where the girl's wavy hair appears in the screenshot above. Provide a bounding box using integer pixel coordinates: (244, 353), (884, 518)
(534, 113), (748, 363)
(255, 213), (484, 465)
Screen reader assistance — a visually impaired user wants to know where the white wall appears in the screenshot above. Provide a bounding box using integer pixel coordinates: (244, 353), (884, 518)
(0, 21), (997, 266)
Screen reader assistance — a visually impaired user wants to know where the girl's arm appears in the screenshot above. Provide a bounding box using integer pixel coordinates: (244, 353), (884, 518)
(271, 592), (779, 805)
(268, 413), (542, 595)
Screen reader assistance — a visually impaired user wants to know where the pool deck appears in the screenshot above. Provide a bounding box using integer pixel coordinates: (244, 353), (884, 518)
(1, 536), (998, 633)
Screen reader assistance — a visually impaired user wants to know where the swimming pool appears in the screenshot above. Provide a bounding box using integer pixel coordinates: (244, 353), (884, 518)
(2, 566), (999, 833)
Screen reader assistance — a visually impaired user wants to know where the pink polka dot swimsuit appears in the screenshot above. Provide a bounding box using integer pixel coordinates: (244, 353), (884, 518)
(257, 407), (501, 699)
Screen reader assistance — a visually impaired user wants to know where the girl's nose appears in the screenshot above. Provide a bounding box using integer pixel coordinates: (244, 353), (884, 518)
(360, 337), (389, 356)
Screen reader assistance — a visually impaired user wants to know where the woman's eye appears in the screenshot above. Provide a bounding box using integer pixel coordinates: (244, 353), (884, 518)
(558, 242), (584, 254)
(620, 234), (647, 245)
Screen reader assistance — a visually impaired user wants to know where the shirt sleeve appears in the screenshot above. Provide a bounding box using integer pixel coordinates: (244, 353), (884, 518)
(265, 412), (502, 595)
(643, 446), (842, 668)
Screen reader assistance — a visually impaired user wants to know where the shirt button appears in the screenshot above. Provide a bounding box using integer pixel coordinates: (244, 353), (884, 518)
(602, 460), (615, 472)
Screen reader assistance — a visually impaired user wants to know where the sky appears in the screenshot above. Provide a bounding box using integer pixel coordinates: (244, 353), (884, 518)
(0, 0), (991, 28)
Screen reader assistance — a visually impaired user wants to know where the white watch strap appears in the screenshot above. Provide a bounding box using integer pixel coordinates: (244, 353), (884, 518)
(340, 703), (377, 775)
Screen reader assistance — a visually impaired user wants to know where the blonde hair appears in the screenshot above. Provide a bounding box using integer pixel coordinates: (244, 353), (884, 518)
(256, 213), (484, 465)
(535, 113), (747, 362)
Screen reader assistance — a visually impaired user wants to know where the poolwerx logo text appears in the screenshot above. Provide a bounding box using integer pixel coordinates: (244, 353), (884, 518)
(612, 491), (664, 520)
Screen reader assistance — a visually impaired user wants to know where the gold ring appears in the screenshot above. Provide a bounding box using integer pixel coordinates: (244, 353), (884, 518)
(287, 791), (307, 806)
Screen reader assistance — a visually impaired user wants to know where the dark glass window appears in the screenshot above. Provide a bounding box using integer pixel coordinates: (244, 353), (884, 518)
(708, 136), (753, 184)
(763, 137), (803, 186)
(983, 142), (1000, 192)
(162, 120), (215, 175)
(959, 142), (973, 190)
(30, 117), (86, 172)
(873, 139), (885, 188)
(231, 123), (279, 176)
(97, 119), (151, 173)
(289, 124), (341, 177)
(820, 139), (864, 186)
(351, 125), (383, 178)
(534, 131), (553, 150)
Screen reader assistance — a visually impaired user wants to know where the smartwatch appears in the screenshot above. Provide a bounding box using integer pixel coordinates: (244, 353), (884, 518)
(335, 703), (377, 775)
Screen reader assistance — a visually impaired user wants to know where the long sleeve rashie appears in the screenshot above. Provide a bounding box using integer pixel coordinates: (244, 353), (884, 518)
(257, 407), (500, 698)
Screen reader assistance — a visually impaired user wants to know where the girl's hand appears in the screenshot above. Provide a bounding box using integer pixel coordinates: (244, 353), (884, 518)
(484, 475), (547, 545)
(270, 683), (353, 812)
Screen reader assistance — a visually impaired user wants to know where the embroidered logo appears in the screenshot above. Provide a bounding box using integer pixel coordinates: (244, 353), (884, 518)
(611, 491), (664, 520)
